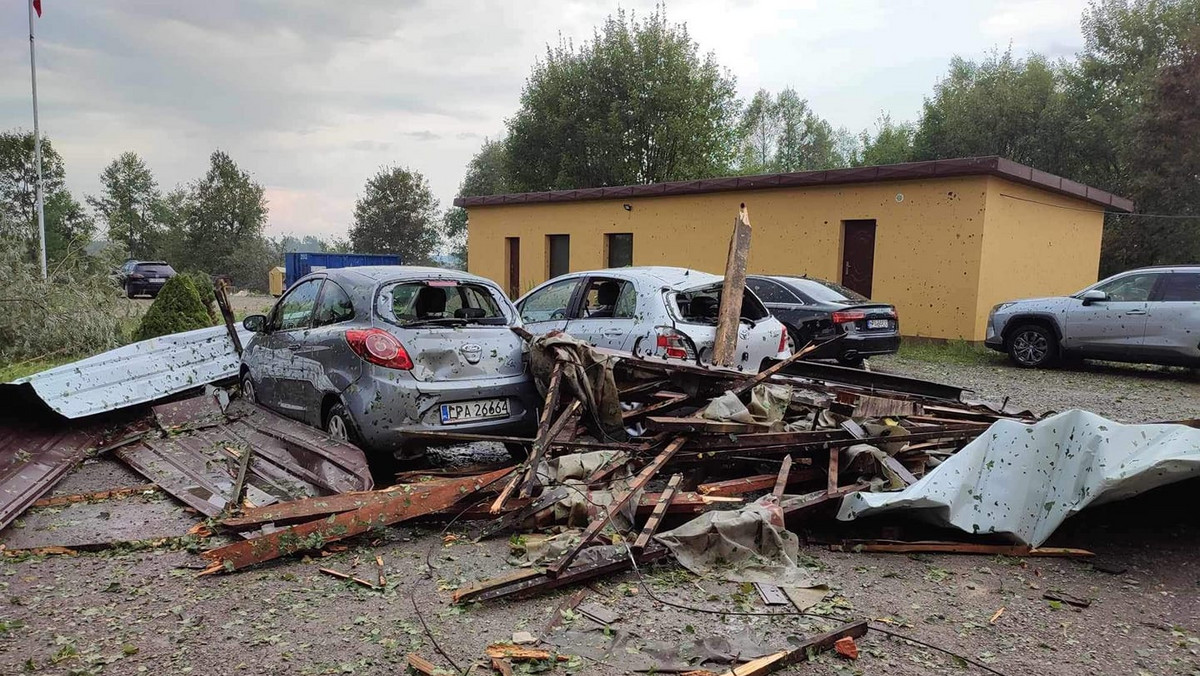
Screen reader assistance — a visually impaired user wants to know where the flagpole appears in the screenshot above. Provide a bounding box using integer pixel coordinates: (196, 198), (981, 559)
(28, 0), (47, 279)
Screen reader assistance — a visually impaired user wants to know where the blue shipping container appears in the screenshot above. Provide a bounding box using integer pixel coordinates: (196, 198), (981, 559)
(284, 252), (402, 288)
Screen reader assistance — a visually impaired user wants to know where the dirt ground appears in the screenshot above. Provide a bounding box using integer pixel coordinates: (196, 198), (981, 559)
(2, 359), (1198, 676)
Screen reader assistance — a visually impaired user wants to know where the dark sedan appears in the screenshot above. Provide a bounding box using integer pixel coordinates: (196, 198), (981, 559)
(746, 275), (900, 366)
(117, 260), (176, 298)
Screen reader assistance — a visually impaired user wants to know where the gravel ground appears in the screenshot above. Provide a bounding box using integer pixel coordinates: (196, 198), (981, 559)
(1, 357), (1198, 675)
(874, 354), (1200, 423)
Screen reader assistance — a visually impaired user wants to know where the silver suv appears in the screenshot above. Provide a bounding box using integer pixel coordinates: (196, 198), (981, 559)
(986, 265), (1200, 368)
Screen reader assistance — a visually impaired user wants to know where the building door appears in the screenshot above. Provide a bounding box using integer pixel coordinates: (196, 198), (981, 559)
(841, 220), (876, 298)
(547, 235), (570, 279)
(505, 237), (520, 299)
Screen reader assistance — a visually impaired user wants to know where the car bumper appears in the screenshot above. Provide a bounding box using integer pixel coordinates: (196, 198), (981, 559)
(984, 336), (1005, 352)
(841, 333), (901, 358)
(128, 281), (168, 295)
(343, 368), (539, 453)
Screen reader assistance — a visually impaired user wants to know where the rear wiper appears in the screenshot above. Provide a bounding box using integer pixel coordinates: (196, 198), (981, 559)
(402, 317), (468, 328)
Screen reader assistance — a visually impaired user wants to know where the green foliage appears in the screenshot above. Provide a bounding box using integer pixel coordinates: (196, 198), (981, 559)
(0, 241), (128, 365)
(504, 7), (740, 191)
(180, 271), (217, 320)
(0, 130), (95, 264)
(133, 274), (214, 341)
(736, 88), (848, 174)
(87, 152), (163, 259)
(349, 165), (440, 265)
(857, 114), (916, 167)
(443, 137), (512, 268)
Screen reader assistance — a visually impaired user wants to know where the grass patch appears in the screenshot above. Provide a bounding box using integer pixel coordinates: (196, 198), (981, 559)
(895, 339), (1005, 366)
(0, 356), (74, 383)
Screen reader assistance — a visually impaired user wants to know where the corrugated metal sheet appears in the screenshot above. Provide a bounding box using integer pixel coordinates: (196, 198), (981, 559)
(0, 423), (97, 531)
(2, 325), (252, 419)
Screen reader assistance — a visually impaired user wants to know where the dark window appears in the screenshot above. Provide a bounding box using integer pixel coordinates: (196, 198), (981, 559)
(606, 233), (633, 268)
(746, 278), (799, 304)
(581, 278), (636, 319)
(313, 281), (355, 326)
(134, 262), (175, 277)
(273, 279), (323, 331)
(377, 281), (507, 325)
(519, 278), (579, 323)
(1158, 273), (1200, 302)
(787, 277), (869, 304)
(548, 235), (570, 278)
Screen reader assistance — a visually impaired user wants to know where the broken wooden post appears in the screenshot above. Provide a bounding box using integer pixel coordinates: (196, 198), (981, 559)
(715, 620), (868, 676)
(712, 204), (752, 367)
(632, 473), (682, 552)
(771, 455), (792, 501)
(214, 279), (243, 355)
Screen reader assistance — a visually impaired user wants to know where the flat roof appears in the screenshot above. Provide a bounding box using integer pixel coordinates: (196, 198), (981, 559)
(454, 156), (1134, 212)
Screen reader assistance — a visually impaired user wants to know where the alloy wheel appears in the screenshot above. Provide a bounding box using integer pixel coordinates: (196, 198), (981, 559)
(1012, 330), (1049, 366)
(327, 414), (349, 441)
(242, 377), (255, 403)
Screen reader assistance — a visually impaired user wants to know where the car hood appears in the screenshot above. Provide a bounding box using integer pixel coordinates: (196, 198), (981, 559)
(997, 296), (1076, 311)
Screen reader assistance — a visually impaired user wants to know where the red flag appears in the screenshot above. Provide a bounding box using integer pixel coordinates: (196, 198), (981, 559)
(33, 0), (41, 17)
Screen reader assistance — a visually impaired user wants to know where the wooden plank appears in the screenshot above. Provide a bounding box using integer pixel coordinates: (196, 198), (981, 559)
(771, 455), (792, 501)
(406, 653), (440, 675)
(517, 362), (565, 499)
(644, 417), (770, 435)
(457, 543), (670, 603)
(225, 444), (254, 512)
(214, 280), (243, 355)
(541, 588), (589, 638)
(831, 541), (1094, 558)
(622, 393), (691, 422)
(546, 437), (687, 576)
(489, 473), (523, 515)
(880, 455), (918, 486)
(716, 621), (869, 676)
(520, 399), (581, 498)
(31, 484), (160, 508)
(632, 473), (681, 552)
(827, 447), (839, 494)
(712, 204), (752, 367)
(619, 379), (669, 397)
(725, 334), (842, 397)
(780, 483), (866, 519)
(319, 567), (378, 590)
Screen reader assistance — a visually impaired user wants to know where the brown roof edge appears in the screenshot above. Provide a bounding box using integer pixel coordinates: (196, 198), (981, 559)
(454, 156), (1135, 212)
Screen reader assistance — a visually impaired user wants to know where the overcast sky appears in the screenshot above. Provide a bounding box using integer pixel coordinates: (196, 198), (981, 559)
(0, 0), (1090, 241)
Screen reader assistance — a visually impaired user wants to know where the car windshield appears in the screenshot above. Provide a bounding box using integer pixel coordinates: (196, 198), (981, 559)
(788, 277), (868, 304)
(376, 280), (510, 326)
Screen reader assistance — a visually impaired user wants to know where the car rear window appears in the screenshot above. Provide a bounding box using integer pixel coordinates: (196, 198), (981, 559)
(789, 278), (868, 304)
(134, 263), (175, 276)
(376, 280), (510, 326)
(673, 283), (769, 324)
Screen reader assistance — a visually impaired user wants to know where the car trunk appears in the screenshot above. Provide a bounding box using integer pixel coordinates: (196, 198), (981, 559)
(400, 328), (526, 382)
(836, 303), (898, 333)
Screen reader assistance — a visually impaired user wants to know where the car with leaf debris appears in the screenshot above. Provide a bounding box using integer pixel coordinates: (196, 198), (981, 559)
(515, 266), (790, 370)
(239, 266), (538, 463)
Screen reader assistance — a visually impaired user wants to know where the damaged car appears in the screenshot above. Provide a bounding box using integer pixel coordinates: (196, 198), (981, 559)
(516, 266), (790, 370)
(239, 266), (538, 463)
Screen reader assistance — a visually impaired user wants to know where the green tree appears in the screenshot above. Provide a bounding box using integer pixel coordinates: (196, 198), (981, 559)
(774, 89), (841, 171)
(443, 138), (511, 268)
(133, 274), (214, 341)
(505, 7), (740, 191)
(0, 130), (93, 263)
(177, 150), (270, 288)
(737, 90), (780, 174)
(349, 166), (439, 264)
(857, 114), (916, 166)
(88, 152), (162, 259)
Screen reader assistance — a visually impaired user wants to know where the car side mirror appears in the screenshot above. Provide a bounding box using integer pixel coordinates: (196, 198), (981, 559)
(1080, 290), (1107, 305)
(243, 314), (267, 333)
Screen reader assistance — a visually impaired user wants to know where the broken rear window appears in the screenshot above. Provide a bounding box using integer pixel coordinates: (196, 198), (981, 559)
(376, 281), (509, 327)
(672, 284), (768, 324)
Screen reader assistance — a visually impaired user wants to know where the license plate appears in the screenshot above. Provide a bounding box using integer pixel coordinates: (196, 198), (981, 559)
(151, 278), (166, 283)
(440, 398), (509, 424)
(867, 319), (891, 330)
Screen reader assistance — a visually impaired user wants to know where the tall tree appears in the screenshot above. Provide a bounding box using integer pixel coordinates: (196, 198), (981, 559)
(505, 7), (740, 191)
(737, 90), (780, 174)
(0, 130), (93, 263)
(88, 152), (162, 259)
(857, 114), (916, 167)
(774, 89), (840, 172)
(443, 138), (511, 268)
(349, 166), (439, 264)
(179, 150), (269, 286)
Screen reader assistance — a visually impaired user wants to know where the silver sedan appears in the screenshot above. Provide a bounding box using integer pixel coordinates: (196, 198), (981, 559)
(239, 266), (538, 462)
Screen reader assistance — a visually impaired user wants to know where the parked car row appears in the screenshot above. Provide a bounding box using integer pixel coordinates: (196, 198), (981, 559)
(238, 265), (900, 465)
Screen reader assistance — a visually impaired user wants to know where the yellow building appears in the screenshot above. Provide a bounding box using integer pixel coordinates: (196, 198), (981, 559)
(460, 157), (1132, 340)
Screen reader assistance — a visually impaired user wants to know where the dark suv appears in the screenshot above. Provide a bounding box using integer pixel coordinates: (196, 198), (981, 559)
(118, 260), (176, 298)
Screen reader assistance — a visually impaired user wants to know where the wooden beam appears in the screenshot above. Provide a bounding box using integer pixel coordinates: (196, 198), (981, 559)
(546, 437), (687, 576)
(880, 455), (918, 486)
(632, 473), (681, 552)
(520, 399), (582, 498)
(712, 204), (752, 367)
(697, 470), (818, 498)
(31, 484), (160, 508)
(644, 417), (771, 435)
(771, 455), (792, 501)
(831, 541), (1094, 558)
(457, 543), (669, 603)
(716, 621), (868, 676)
(827, 447), (839, 494)
(622, 393), (691, 422)
(725, 335), (842, 397)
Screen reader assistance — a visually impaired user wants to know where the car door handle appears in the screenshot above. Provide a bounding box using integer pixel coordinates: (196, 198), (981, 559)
(1124, 310), (1147, 316)
(287, 343), (302, 351)
(602, 329), (625, 337)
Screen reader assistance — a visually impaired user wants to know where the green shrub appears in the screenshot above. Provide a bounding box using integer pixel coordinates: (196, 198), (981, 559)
(181, 271), (217, 320)
(133, 275), (214, 341)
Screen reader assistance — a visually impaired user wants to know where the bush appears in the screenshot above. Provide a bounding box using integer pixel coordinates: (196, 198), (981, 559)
(181, 271), (217, 320)
(133, 275), (214, 341)
(0, 239), (130, 366)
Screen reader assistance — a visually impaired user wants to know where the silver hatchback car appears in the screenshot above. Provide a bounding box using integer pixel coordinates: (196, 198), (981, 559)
(516, 267), (790, 370)
(240, 266), (538, 459)
(986, 265), (1200, 368)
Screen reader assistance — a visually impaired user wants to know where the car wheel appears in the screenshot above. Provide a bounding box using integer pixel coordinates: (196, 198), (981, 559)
(1008, 324), (1058, 368)
(240, 372), (257, 403)
(325, 403), (360, 445)
(836, 355), (864, 368)
(124, 283), (134, 299)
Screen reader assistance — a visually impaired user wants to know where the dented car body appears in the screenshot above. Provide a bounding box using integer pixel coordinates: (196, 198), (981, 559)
(239, 266), (537, 457)
(516, 267), (790, 371)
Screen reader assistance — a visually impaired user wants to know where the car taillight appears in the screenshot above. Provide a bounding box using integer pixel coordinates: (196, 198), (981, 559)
(345, 328), (413, 370)
(655, 327), (695, 360)
(129, 273), (145, 280)
(832, 310), (865, 324)
(778, 327), (788, 353)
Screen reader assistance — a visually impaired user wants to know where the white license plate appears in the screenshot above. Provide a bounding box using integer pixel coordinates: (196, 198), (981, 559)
(440, 398), (509, 424)
(867, 319), (891, 329)
(151, 278), (166, 283)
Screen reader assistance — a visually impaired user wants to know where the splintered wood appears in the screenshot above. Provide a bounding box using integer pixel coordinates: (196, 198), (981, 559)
(712, 204), (752, 367)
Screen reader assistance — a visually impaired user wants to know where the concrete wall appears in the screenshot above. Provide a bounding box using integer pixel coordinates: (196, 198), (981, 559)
(467, 175), (1104, 340)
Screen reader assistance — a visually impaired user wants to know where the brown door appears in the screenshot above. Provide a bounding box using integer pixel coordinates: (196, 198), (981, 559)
(841, 220), (876, 298)
(506, 237), (520, 299)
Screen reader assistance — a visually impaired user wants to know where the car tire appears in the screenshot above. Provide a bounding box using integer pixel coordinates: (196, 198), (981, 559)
(324, 403), (361, 446)
(1007, 324), (1058, 368)
(836, 355), (865, 368)
(124, 283), (134, 299)
(241, 372), (257, 404)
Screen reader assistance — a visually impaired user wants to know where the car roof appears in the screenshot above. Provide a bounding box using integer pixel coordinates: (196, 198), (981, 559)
(566, 266), (721, 291)
(318, 265), (500, 287)
(1121, 265), (1200, 273)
